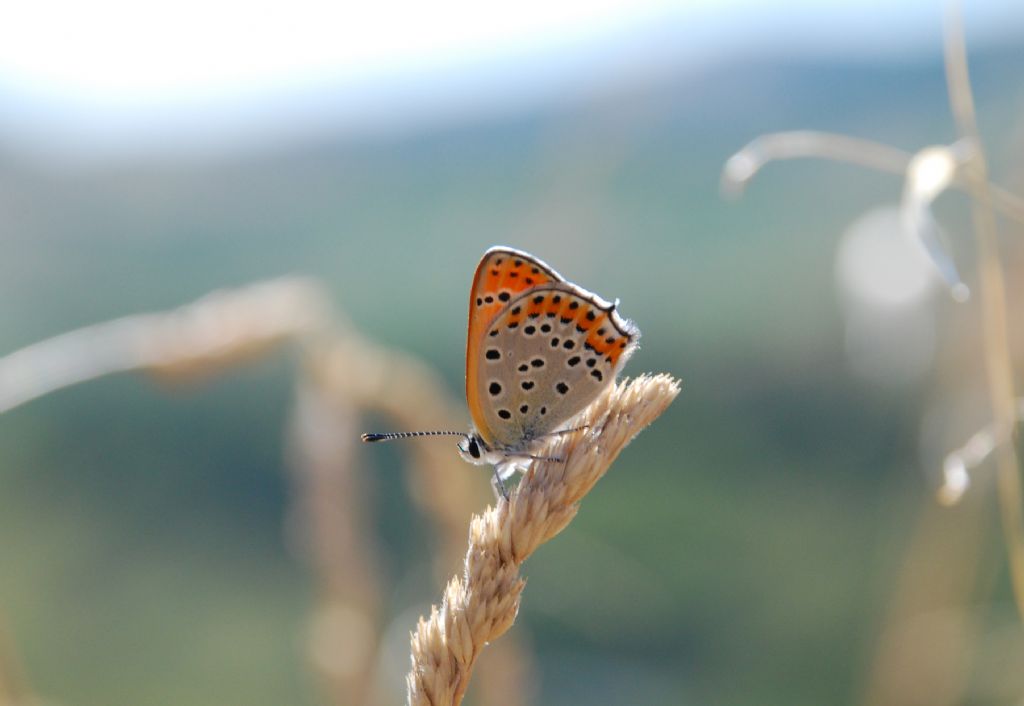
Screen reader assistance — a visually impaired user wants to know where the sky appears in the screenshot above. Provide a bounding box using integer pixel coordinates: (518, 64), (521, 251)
(0, 0), (1020, 165)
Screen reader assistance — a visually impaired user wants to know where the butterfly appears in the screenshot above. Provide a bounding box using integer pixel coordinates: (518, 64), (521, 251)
(362, 246), (640, 498)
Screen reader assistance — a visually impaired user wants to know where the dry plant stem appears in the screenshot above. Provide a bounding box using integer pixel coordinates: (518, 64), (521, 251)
(861, 493), (987, 706)
(313, 337), (488, 571)
(944, 5), (1024, 621)
(287, 372), (384, 706)
(722, 130), (1024, 223)
(313, 336), (536, 706)
(406, 374), (680, 706)
(0, 277), (331, 414)
(0, 617), (32, 706)
(939, 398), (1024, 505)
(721, 131), (911, 189)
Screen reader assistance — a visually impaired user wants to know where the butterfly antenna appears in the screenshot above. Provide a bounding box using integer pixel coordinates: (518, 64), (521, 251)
(361, 430), (465, 443)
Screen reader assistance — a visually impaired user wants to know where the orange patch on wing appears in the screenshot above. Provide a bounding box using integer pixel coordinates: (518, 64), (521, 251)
(607, 339), (629, 365)
(545, 295), (563, 317)
(575, 307), (600, 334)
(477, 257), (554, 303)
(524, 293), (547, 319)
(471, 257), (557, 340)
(585, 314), (612, 352)
(572, 303), (635, 365)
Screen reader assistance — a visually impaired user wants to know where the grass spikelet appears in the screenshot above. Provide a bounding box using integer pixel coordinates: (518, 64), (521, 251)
(406, 373), (680, 706)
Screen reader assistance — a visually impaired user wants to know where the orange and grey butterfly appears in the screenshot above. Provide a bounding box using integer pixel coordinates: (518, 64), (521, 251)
(464, 246), (640, 481)
(363, 245), (640, 499)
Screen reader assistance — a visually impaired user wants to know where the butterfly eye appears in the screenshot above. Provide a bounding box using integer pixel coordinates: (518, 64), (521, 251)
(468, 437), (481, 459)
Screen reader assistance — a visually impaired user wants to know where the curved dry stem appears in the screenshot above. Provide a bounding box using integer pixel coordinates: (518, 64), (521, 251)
(312, 334), (537, 706)
(286, 373), (384, 706)
(0, 615), (33, 706)
(0, 277), (331, 414)
(938, 398), (1024, 506)
(902, 143), (971, 299)
(311, 335), (489, 569)
(943, 4), (1024, 622)
(721, 131), (911, 194)
(721, 130), (1024, 224)
(406, 373), (680, 706)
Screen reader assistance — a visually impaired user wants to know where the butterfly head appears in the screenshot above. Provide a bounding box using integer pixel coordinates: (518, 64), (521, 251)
(456, 433), (481, 462)
(457, 430), (503, 466)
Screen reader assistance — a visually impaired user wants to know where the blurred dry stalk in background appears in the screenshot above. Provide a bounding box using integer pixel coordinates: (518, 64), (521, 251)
(406, 374), (679, 706)
(294, 324), (536, 706)
(0, 617), (33, 706)
(942, 0), (1024, 624)
(0, 277), (330, 412)
(0, 276), (536, 705)
(722, 5), (1024, 705)
(721, 130), (1024, 226)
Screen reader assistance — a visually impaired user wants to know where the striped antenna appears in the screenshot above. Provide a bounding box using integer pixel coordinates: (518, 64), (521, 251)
(361, 430), (465, 443)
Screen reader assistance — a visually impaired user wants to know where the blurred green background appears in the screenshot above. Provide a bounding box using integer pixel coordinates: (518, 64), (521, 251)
(2, 5), (1024, 706)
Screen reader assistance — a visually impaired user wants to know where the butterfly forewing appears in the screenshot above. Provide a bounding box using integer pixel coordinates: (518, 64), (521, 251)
(473, 284), (639, 450)
(466, 248), (564, 444)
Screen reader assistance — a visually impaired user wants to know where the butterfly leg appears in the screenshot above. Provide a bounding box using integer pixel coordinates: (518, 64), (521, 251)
(488, 454), (564, 500)
(519, 453), (563, 463)
(490, 460), (522, 501)
(537, 425), (590, 439)
(501, 452), (563, 465)
(491, 467), (510, 501)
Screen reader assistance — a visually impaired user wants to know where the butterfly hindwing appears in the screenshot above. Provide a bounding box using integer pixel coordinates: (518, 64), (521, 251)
(473, 283), (639, 450)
